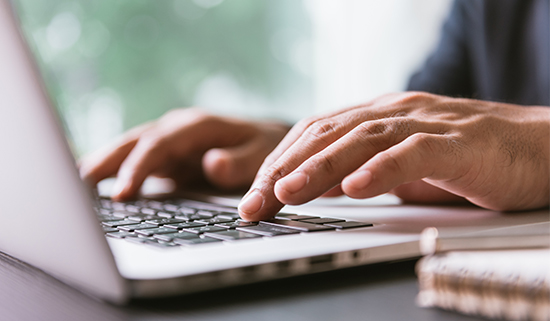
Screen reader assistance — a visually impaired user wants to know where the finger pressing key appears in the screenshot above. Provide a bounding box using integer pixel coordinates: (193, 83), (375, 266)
(112, 134), (169, 200)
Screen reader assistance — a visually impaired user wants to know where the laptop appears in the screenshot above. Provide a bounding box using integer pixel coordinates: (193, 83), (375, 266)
(1, 0), (548, 304)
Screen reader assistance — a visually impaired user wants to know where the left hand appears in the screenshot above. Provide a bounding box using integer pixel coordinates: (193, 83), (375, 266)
(237, 92), (550, 221)
(79, 108), (289, 199)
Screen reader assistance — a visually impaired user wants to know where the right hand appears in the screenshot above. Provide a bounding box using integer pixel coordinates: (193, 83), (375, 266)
(238, 92), (550, 221)
(79, 108), (290, 200)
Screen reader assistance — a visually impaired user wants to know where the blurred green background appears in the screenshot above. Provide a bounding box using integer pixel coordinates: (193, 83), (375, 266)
(14, 0), (313, 156)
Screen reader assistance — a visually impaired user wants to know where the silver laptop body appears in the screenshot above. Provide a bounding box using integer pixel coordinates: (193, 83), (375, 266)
(1, 0), (547, 304)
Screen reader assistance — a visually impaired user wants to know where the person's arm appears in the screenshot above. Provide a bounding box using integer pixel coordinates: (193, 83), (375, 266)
(79, 108), (290, 200)
(407, 0), (473, 98)
(237, 92), (550, 221)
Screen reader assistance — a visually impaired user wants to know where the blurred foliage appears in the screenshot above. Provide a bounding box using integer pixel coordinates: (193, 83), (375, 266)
(13, 0), (311, 155)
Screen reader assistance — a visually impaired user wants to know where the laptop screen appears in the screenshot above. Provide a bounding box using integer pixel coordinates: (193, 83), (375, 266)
(12, 0), (314, 157)
(12, 0), (452, 159)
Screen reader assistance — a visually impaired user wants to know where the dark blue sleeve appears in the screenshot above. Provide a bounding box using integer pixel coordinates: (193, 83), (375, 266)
(407, 0), (473, 98)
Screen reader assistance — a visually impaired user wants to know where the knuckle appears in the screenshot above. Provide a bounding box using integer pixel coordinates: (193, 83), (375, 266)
(311, 153), (337, 175)
(262, 153), (278, 169)
(162, 108), (183, 118)
(188, 109), (215, 124)
(378, 152), (404, 175)
(120, 123), (152, 142)
(162, 107), (214, 124)
(398, 91), (433, 105)
(353, 122), (389, 151)
(409, 133), (439, 155)
(294, 116), (321, 133)
(110, 140), (131, 154)
(356, 120), (396, 147)
(387, 92), (434, 114)
(305, 121), (340, 141)
(357, 119), (394, 137)
(138, 133), (166, 152)
(162, 108), (191, 120)
(263, 165), (288, 184)
(354, 119), (416, 152)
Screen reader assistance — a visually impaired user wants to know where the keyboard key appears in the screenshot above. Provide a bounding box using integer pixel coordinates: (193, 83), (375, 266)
(112, 211), (133, 218)
(178, 207), (196, 216)
(174, 236), (223, 245)
(179, 214), (206, 221)
(196, 217), (234, 225)
(215, 220), (258, 229)
(324, 221), (374, 229)
(164, 222), (206, 229)
(135, 227), (180, 236)
(132, 200), (149, 207)
(140, 208), (157, 215)
(125, 236), (155, 243)
(204, 230), (262, 241)
(213, 207), (239, 213)
(146, 201), (164, 210)
(274, 213), (319, 221)
(173, 214), (194, 221)
(182, 226), (226, 234)
(106, 231), (136, 238)
(102, 219), (137, 227)
(196, 210), (216, 218)
(163, 204), (179, 212)
(102, 227), (119, 233)
(126, 237), (178, 248)
(157, 211), (175, 218)
(144, 218), (185, 225)
(118, 223), (158, 232)
(153, 232), (199, 242)
(111, 202), (127, 211)
(127, 214), (158, 222)
(216, 212), (241, 220)
(183, 202), (238, 213)
(98, 208), (112, 215)
(260, 219), (335, 232)
(236, 225), (300, 237)
(97, 215), (119, 222)
(300, 217), (345, 224)
(125, 205), (141, 213)
(100, 199), (112, 209)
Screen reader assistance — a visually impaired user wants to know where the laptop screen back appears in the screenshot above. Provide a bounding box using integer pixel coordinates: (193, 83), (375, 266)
(0, 0), (127, 303)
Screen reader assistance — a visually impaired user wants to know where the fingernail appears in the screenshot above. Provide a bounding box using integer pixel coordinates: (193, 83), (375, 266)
(346, 170), (373, 190)
(238, 190), (264, 215)
(277, 172), (308, 194)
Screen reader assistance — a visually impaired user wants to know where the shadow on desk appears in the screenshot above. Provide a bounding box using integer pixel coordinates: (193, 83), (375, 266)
(0, 252), (488, 321)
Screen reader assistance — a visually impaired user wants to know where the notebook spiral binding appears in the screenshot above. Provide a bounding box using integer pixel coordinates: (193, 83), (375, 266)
(416, 250), (550, 321)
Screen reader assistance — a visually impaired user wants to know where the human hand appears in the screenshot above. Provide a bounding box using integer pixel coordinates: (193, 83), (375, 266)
(238, 92), (550, 221)
(79, 108), (289, 200)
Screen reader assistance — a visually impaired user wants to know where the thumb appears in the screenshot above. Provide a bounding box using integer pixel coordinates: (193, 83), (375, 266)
(202, 138), (269, 190)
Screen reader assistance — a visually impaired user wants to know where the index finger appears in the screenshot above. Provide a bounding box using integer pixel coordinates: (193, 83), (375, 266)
(254, 93), (411, 180)
(254, 103), (373, 181)
(238, 105), (394, 221)
(79, 122), (153, 185)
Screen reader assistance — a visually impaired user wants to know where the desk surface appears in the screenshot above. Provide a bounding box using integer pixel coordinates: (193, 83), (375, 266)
(0, 251), (488, 321)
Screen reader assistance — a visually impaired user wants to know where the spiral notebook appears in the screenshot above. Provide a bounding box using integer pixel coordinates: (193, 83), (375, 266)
(416, 249), (550, 321)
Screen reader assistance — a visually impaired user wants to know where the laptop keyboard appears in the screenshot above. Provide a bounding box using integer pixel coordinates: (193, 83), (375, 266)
(94, 198), (374, 249)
